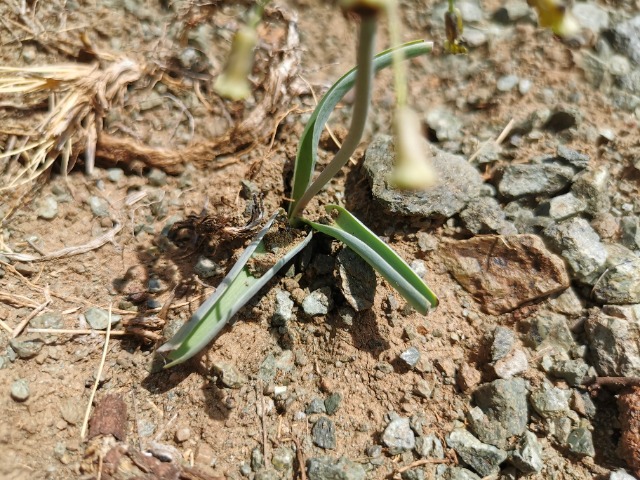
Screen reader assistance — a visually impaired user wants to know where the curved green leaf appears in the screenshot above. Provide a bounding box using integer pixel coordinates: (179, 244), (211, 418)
(158, 212), (313, 368)
(302, 205), (438, 313)
(288, 40), (433, 218)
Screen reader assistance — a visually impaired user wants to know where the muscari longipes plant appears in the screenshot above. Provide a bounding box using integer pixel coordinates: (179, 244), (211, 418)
(158, 0), (440, 367)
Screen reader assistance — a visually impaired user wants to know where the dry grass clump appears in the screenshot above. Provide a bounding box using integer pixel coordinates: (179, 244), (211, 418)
(0, 56), (142, 191)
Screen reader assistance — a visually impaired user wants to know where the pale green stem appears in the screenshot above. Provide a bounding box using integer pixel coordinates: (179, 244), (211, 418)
(387, 2), (407, 108)
(289, 14), (377, 221)
(448, 0), (455, 12)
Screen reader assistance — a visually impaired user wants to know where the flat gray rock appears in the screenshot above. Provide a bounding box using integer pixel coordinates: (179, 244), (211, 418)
(469, 378), (528, 448)
(382, 417), (416, 454)
(363, 135), (483, 219)
(498, 163), (575, 198)
(336, 247), (376, 312)
(306, 457), (365, 480)
(544, 217), (607, 284)
(592, 245), (640, 304)
(610, 15), (640, 65)
(511, 431), (544, 473)
(585, 305), (640, 376)
(446, 428), (507, 477)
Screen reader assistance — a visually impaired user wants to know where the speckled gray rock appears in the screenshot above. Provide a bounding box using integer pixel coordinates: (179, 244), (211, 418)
(469, 378), (528, 448)
(527, 310), (576, 352)
(620, 216), (640, 250)
(9, 337), (43, 359)
(306, 398), (327, 415)
(363, 135), (483, 219)
(382, 417), (415, 454)
(548, 193), (587, 221)
(147, 168), (167, 186)
(571, 167), (610, 215)
(107, 168), (124, 182)
(544, 217), (607, 284)
(272, 447), (295, 471)
(85, 307), (122, 330)
(585, 305), (640, 376)
(446, 429), (507, 477)
(415, 434), (444, 459)
(510, 431), (543, 473)
(566, 428), (595, 457)
(446, 467), (481, 480)
(494, 349), (529, 379)
(492, 327), (516, 361)
(211, 361), (247, 388)
(302, 287), (333, 316)
(312, 417), (336, 450)
(194, 256), (222, 279)
(10, 379), (30, 402)
(88, 196), (110, 217)
(272, 289), (294, 326)
(610, 15), (640, 65)
(400, 347), (421, 368)
(306, 457), (365, 480)
(610, 469), (637, 480)
(325, 393), (342, 415)
(548, 359), (589, 386)
(592, 245), (640, 304)
(31, 311), (63, 329)
(425, 106), (463, 141)
(530, 385), (571, 418)
(459, 197), (515, 235)
(572, 2), (609, 33)
(556, 145), (590, 169)
(498, 163), (575, 199)
(336, 247), (375, 312)
(37, 196), (59, 220)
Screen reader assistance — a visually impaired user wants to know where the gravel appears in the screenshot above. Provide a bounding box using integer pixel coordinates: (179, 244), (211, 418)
(88, 196), (110, 217)
(302, 287), (333, 316)
(306, 457), (365, 480)
(498, 162), (575, 198)
(10, 379), (30, 402)
(312, 417), (336, 449)
(382, 417), (416, 454)
(566, 427), (596, 457)
(530, 385), (571, 418)
(336, 247), (376, 311)
(399, 347), (420, 368)
(85, 307), (122, 330)
(510, 431), (544, 473)
(9, 337), (44, 359)
(194, 256), (223, 279)
(446, 428), (508, 477)
(211, 361), (247, 388)
(36, 196), (59, 220)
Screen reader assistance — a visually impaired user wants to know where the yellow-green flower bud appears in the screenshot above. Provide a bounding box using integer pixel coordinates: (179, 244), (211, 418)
(527, 0), (580, 38)
(388, 106), (437, 190)
(214, 24), (258, 101)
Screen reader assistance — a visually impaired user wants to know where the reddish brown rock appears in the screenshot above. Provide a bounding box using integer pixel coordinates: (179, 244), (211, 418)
(618, 387), (640, 477)
(441, 235), (570, 315)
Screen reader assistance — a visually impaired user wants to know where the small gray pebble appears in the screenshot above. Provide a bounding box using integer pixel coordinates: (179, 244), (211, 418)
(85, 307), (122, 330)
(37, 196), (59, 220)
(89, 196), (109, 217)
(11, 379), (30, 402)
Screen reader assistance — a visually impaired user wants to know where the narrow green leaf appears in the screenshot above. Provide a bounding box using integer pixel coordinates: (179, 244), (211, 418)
(302, 205), (438, 313)
(288, 40), (433, 218)
(158, 213), (313, 368)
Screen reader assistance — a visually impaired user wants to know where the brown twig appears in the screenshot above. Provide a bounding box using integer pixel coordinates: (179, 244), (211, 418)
(3, 222), (122, 262)
(280, 436), (307, 480)
(588, 376), (640, 390)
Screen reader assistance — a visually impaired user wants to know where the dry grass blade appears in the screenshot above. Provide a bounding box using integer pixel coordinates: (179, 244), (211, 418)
(0, 58), (142, 191)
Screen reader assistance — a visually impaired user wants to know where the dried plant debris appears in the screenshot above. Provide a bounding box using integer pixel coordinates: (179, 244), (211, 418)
(0, 57), (143, 190)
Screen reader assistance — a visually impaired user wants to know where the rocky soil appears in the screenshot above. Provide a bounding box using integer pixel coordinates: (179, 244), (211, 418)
(0, 0), (639, 480)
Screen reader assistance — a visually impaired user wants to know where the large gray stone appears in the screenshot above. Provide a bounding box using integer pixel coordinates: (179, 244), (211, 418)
(610, 15), (640, 65)
(469, 378), (528, 448)
(620, 216), (640, 250)
(302, 288), (333, 316)
(548, 193), (587, 221)
(544, 217), (607, 284)
(527, 311), (575, 353)
(585, 305), (640, 376)
(510, 431), (544, 473)
(312, 417), (336, 450)
(382, 417), (416, 454)
(459, 197), (515, 235)
(566, 428), (595, 457)
(446, 429), (507, 477)
(571, 167), (611, 215)
(498, 163), (575, 199)
(363, 135), (483, 219)
(592, 245), (640, 304)
(307, 457), (365, 480)
(530, 385), (571, 418)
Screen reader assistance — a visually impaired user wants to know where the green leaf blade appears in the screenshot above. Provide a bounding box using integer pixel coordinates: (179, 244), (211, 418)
(302, 205), (438, 313)
(158, 214), (313, 368)
(288, 40), (433, 218)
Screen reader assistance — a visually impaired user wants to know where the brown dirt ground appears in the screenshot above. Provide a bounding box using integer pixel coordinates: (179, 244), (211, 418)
(0, 1), (638, 479)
